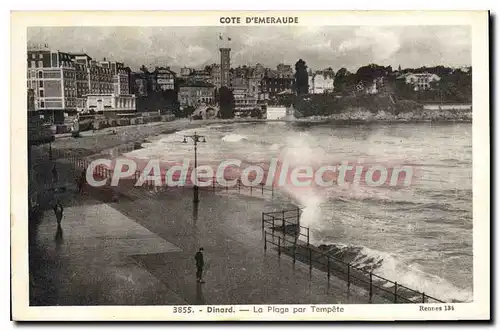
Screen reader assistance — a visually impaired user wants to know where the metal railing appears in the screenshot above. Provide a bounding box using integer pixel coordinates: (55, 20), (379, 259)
(262, 212), (445, 304)
(262, 208), (310, 245)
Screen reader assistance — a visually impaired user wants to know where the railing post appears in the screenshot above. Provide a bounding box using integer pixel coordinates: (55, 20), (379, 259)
(293, 242), (296, 265)
(264, 231), (267, 251)
(347, 264), (351, 288)
(327, 256), (330, 280)
(238, 179), (241, 193)
(369, 272), (373, 302)
(250, 185), (252, 194)
(394, 282), (398, 303)
(212, 177), (215, 191)
(272, 216), (275, 235)
(422, 292), (425, 303)
(278, 236), (281, 256)
(261, 213), (264, 231)
(282, 210), (285, 233)
(271, 183), (274, 198)
(309, 248), (312, 272)
(307, 228), (310, 246)
(261, 183), (264, 195)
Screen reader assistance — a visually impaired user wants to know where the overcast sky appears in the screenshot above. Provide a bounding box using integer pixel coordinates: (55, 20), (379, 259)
(27, 26), (471, 72)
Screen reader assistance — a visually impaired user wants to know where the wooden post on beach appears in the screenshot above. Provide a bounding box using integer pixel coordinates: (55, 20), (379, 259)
(261, 183), (264, 195)
(422, 292), (426, 303)
(282, 210), (285, 232)
(394, 282), (398, 303)
(307, 228), (310, 246)
(261, 213), (264, 231)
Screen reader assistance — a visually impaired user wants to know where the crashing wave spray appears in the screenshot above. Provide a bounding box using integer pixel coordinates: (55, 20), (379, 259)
(276, 133), (330, 242)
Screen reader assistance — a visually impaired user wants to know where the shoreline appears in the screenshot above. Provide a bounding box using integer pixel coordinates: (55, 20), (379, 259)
(47, 116), (472, 159)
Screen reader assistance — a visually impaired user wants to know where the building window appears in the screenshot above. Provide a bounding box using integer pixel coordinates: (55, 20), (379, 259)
(39, 81), (43, 88)
(38, 71), (43, 79)
(40, 101), (45, 108)
(38, 61), (43, 67)
(39, 54), (43, 59)
(31, 61), (36, 68)
(31, 53), (36, 59)
(39, 90), (44, 97)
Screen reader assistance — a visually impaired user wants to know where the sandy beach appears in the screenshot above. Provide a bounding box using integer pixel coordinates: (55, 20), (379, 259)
(50, 119), (205, 157)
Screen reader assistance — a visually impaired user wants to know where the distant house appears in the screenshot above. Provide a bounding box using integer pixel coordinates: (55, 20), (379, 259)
(154, 67), (176, 91)
(178, 81), (215, 108)
(397, 72), (440, 91)
(308, 70), (335, 94)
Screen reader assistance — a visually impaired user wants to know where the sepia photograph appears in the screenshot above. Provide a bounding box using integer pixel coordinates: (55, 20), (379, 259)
(11, 10), (490, 321)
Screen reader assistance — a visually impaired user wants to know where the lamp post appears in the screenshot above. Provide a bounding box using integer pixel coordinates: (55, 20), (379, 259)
(183, 132), (206, 203)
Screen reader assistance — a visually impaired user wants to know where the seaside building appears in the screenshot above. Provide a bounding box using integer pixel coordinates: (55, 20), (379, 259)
(113, 67), (130, 95)
(27, 47), (134, 121)
(397, 72), (440, 91)
(178, 81), (215, 108)
(27, 49), (78, 123)
(209, 64), (221, 89)
(231, 77), (258, 117)
(188, 70), (212, 85)
(153, 67), (176, 91)
(88, 61), (114, 94)
(130, 72), (148, 97)
(260, 75), (295, 99)
(85, 93), (136, 115)
(180, 67), (193, 78)
(276, 63), (294, 78)
(308, 70), (335, 94)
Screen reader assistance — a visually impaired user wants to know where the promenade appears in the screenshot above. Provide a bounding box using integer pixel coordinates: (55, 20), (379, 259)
(29, 158), (387, 306)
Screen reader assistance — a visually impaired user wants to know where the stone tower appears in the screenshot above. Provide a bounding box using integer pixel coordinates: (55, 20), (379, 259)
(219, 48), (231, 88)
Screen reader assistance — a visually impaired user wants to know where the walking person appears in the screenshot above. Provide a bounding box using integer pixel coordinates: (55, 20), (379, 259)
(53, 202), (64, 226)
(77, 170), (86, 193)
(194, 247), (205, 284)
(51, 164), (58, 184)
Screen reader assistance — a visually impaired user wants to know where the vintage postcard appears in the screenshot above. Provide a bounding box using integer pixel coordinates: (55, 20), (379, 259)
(11, 11), (490, 321)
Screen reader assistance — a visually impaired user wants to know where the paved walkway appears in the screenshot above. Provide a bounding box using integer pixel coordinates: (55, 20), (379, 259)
(30, 194), (187, 305)
(30, 160), (385, 305)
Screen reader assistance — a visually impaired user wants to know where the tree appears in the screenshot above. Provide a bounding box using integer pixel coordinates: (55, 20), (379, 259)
(355, 64), (390, 85)
(294, 59), (309, 95)
(334, 67), (355, 95)
(218, 87), (235, 119)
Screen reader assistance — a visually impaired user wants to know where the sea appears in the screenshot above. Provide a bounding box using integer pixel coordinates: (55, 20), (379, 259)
(127, 121), (473, 303)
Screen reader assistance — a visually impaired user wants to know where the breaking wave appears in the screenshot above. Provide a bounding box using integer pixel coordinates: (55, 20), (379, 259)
(221, 134), (248, 142)
(314, 241), (473, 303)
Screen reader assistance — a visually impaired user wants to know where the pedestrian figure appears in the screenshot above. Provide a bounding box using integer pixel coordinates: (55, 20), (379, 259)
(53, 202), (64, 226)
(77, 170), (86, 193)
(51, 164), (58, 183)
(195, 247), (205, 284)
